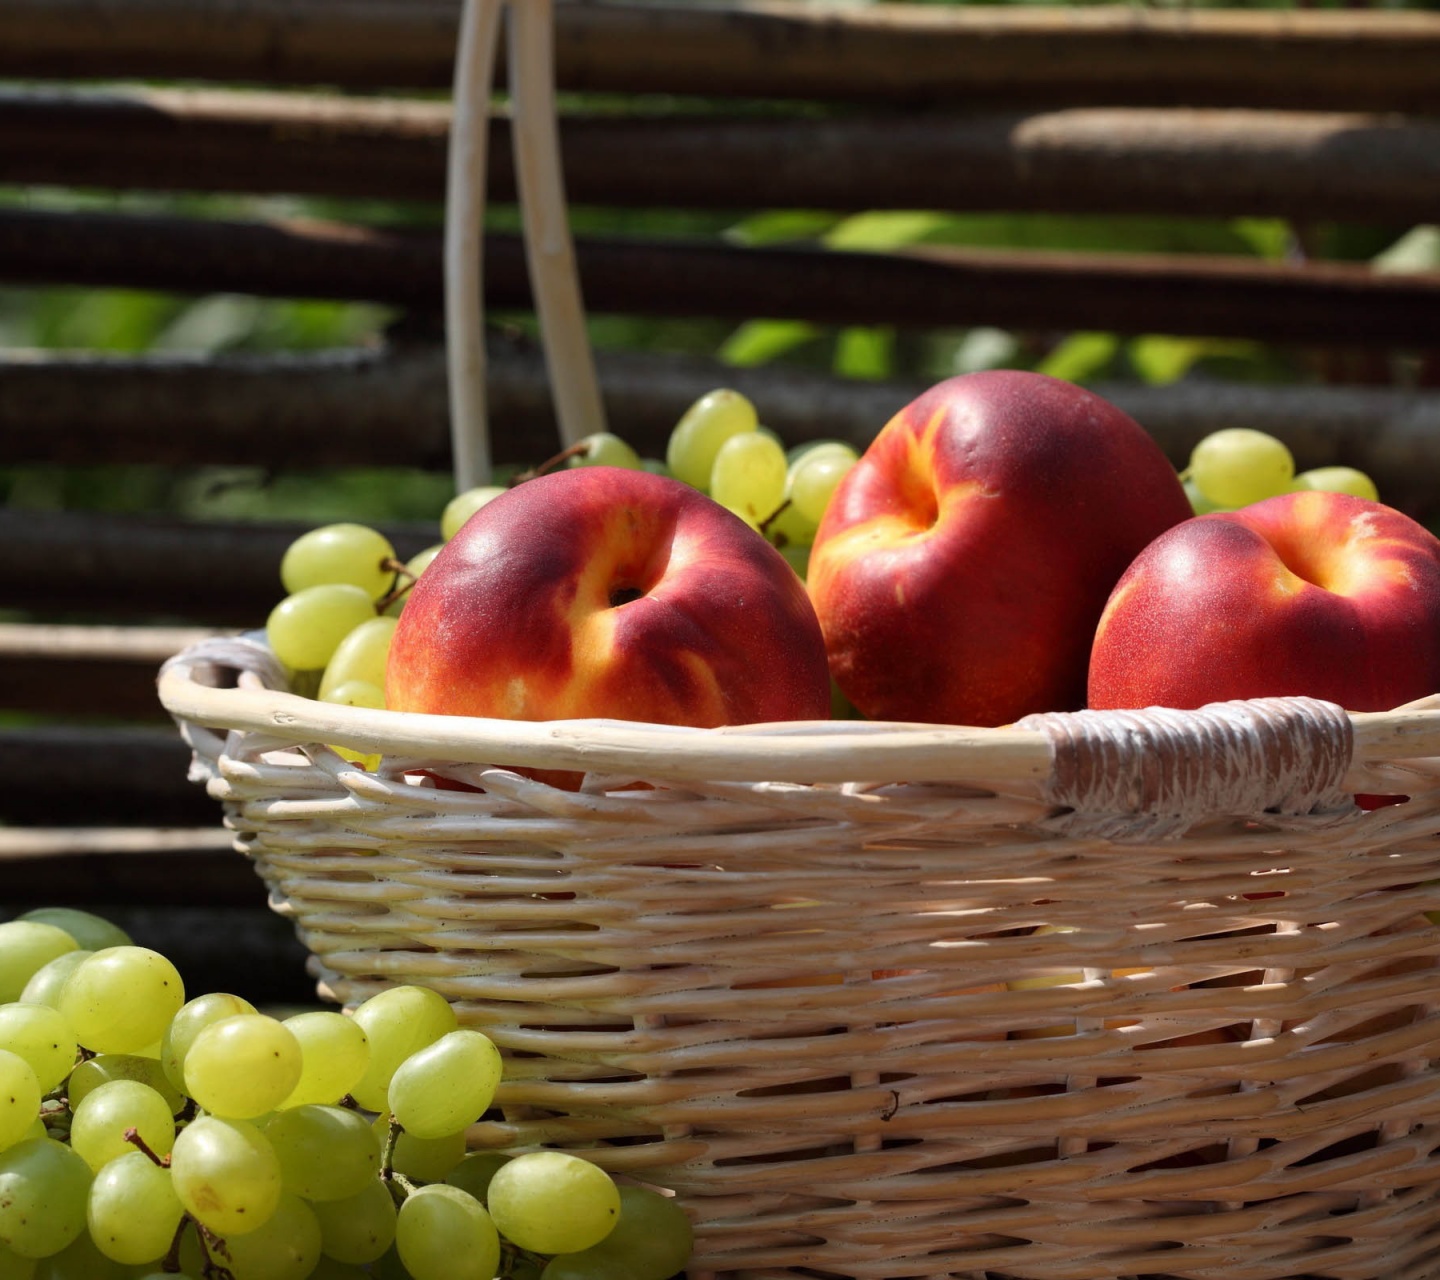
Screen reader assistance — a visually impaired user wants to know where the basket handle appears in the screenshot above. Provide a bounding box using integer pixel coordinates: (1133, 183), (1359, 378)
(445, 0), (607, 491)
(1014, 697), (1356, 840)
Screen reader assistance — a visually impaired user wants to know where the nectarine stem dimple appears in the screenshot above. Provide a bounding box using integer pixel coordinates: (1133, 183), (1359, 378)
(609, 585), (644, 608)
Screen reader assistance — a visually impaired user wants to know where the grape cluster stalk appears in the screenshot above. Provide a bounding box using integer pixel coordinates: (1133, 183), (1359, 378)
(0, 908), (694, 1280)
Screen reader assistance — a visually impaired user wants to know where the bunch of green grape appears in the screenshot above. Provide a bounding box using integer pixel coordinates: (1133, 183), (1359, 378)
(263, 524), (420, 723)
(0, 909), (694, 1280)
(440, 391), (858, 582)
(1180, 428), (1379, 515)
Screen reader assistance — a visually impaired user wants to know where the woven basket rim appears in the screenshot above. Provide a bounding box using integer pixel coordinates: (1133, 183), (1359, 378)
(156, 644), (1440, 789)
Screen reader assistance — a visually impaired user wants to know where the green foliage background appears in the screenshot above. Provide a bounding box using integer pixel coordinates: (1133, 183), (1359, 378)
(3, 0), (1438, 527)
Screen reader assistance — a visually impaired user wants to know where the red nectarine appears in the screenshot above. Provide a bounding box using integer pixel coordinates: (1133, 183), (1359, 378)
(1088, 490), (1440, 712)
(806, 371), (1193, 726)
(386, 467), (832, 733)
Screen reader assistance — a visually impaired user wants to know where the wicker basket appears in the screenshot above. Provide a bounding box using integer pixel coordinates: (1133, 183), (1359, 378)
(157, 634), (1440, 1280)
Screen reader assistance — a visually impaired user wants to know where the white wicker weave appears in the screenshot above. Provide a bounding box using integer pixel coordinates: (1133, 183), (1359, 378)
(159, 635), (1440, 1280)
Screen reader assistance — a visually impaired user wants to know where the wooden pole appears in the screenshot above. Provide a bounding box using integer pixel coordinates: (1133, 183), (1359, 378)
(1, 2), (1439, 112)
(5, 90), (1440, 226)
(3, 208), (1438, 351)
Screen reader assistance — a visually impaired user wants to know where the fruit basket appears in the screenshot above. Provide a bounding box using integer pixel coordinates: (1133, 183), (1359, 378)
(151, 3), (1440, 1275)
(158, 639), (1440, 1280)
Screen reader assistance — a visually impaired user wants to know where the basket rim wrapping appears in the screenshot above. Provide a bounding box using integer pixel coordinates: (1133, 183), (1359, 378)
(156, 635), (1440, 796)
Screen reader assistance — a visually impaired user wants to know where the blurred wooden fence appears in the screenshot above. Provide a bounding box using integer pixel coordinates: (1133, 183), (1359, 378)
(3, 0), (1439, 998)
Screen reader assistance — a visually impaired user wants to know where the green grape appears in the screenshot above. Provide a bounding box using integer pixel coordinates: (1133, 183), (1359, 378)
(638, 458), (670, 477)
(765, 497), (818, 550)
(444, 1151), (510, 1204)
(314, 678), (386, 768)
(318, 676), (386, 769)
(539, 1252), (637, 1280)
(348, 986), (458, 1113)
(1292, 465), (1379, 501)
(1187, 428), (1295, 508)
(281, 523), (397, 602)
(260, 1104), (379, 1201)
(708, 430), (786, 527)
(569, 433), (641, 470)
(1182, 474), (1224, 515)
(0, 1239), (36, 1279)
(779, 543), (810, 581)
(371, 1243), (414, 1280)
(563, 1184), (694, 1280)
(372, 1116), (466, 1183)
(183, 1014), (302, 1119)
(0, 924), (78, 1005)
(69, 1080), (175, 1171)
(310, 1175), (397, 1265)
(321, 679), (385, 711)
(789, 439), (857, 468)
(85, 1151), (183, 1266)
(0, 1137), (92, 1258)
(0, 1052), (41, 1153)
(266, 584), (378, 674)
(278, 1010), (370, 1109)
(387, 1029), (502, 1140)
(68, 1055), (184, 1117)
(441, 486), (507, 541)
(307, 1257), (373, 1280)
(215, 1191), (323, 1280)
(31, 1228), (123, 1279)
(319, 615), (397, 701)
(395, 1184), (499, 1280)
(160, 991), (257, 1094)
(786, 437), (851, 463)
(406, 544), (444, 579)
(16, 952), (89, 1013)
(168, 1116), (281, 1238)
(15, 911), (129, 954)
(486, 1151), (621, 1255)
(788, 443), (858, 525)
(56, 948), (183, 1058)
(665, 389), (759, 491)
(0, 1003), (76, 1094)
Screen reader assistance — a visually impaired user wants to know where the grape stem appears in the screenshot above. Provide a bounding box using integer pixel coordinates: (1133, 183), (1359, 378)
(379, 1114), (421, 1205)
(759, 497), (793, 539)
(159, 1214), (200, 1276)
(502, 1241), (552, 1276)
(375, 557), (420, 613)
(123, 1125), (171, 1166)
(511, 439), (591, 484)
(193, 1220), (237, 1280)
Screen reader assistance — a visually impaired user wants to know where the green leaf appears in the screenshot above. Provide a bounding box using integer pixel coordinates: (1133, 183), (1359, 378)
(833, 326), (895, 380)
(824, 211), (953, 251)
(1127, 335), (1209, 386)
(1036, 332), (1119, 383)
(1230, 218), (1293, 261)
(718, 319), (819, 367)
(726, 210), (841, 247)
